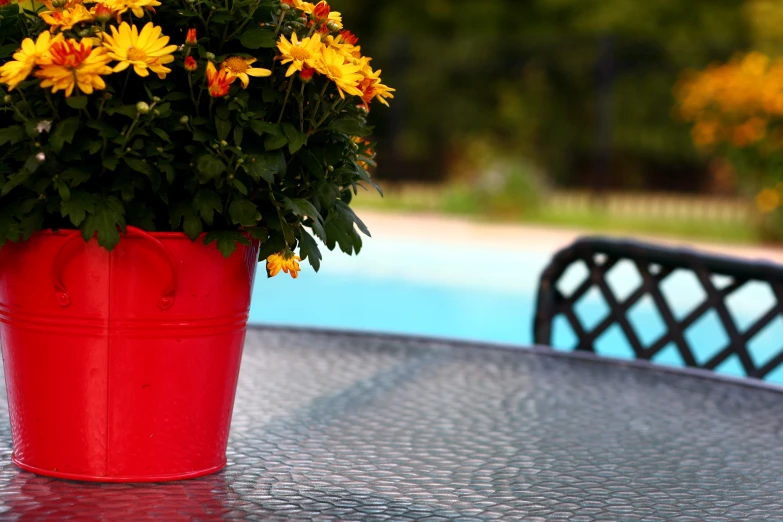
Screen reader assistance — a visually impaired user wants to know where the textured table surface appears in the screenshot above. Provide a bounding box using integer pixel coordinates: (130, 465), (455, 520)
(0, 328), (783, 521)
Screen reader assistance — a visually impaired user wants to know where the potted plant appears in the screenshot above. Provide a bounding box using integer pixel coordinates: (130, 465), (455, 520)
(0, 0), (393, 482)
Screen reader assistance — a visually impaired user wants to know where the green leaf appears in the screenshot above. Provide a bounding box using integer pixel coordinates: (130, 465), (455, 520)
(239, 27), (277, 49)
(229, 199), (262, 227)
(232, 178), (248, 195)
(61, 190), (95, 227)
(204, 231), (251, 258)
(285, 197), (325, 240)
(124, 158), (152, 176)
(193, 189), (222, 225)
(215, 116), (231, 141)
(61, 168), (91, 187)
(244, 151), (286, 183)
(57, 182), (71, 201)
(249, 120), (283, 137)
(264, 133), (288, 151)
(257, 233), (287, 261)
(335, 199), (371, 236)
(324, 118), (374, 137)
(66, 96), (88, 109)
(0, 126), (24, 146)
(159, 162), (175, 184)
(103, 156), (119, 171)
(299, 229), (322, 272)
(50, 117), (80, 153)
(196, 154), (226, 182)
(151, 128), (171, 143)
(285, 197), (322, 222)
(183, 213), (203, 240)
(86, 119), (120, 138)
(81, 195), (126, 251)
(297, 149), (323, 176)
(282, 123), (307, 154)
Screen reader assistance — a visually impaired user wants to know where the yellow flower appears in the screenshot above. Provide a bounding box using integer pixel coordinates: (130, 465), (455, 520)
(314, 45), (363, 98)
(102, 0), (160, 19)
(358, 69), (395, 108)
(220, 56), (271, 89)
(35, 38), (112, 97)
(102, 22), (177, 79)
(277, 33), (322, 77)
(39, 4), (93, 32)
(267, 251), (302, 279)
(757, 188), (781, 214)
(290, 0), (315, 14)
(0, 32), (56, 91)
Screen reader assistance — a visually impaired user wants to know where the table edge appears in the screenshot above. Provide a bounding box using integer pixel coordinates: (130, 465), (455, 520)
(249, 325), (783, 396)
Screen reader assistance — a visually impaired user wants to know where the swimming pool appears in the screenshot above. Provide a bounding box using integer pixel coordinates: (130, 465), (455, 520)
(249, 235), (783, 384)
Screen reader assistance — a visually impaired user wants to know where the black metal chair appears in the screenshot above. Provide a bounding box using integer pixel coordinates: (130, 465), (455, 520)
(534, 237), (783, 380)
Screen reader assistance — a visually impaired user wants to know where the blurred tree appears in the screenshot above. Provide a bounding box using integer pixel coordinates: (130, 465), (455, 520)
(337, 0), (749, 191)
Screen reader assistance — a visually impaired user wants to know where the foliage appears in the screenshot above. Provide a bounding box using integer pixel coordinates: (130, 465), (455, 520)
(0, 0), (393, 276)
(675, 51), (783, 238)
(334, 0), (748, 189)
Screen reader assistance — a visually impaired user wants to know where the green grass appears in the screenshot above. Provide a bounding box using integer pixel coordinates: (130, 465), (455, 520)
(353, 186), (761, 245)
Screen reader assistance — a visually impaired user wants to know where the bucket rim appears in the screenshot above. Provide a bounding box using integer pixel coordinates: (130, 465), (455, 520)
(35, 229), (251, 241)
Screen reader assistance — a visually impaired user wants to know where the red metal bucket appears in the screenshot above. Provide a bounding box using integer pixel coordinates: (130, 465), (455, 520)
(0, 227), (260, 482)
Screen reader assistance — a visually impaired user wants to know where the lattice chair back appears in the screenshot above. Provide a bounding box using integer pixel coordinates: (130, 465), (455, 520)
(534, 237), (783, 381)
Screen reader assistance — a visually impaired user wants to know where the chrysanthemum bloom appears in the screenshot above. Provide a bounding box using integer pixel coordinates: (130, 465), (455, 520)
(0, 0), (15, 6)
(102, 0), (160, 19)
(277, 33), (321, 77)
(757, 188), (781, 214)
(206, 61), (235, 98)
(0, 32), (56, 91)
(267, 251), (302, 279)
(358, 68), (395, 108)
(312, 1), (330, 21)
(339, 30), (358, 46)
(39, 4), (93, 32)
(184, 56), (198, 72)
(35, 38), (113, 97)
(220, 57), (271, 88)
(92, 3), (113, 22)
(185, 28), (197, 46)
(299, 67), (315, 82)
(314, 45), (363, 98)
(310, 1), (341, 29)
(102, 22), (177, 79)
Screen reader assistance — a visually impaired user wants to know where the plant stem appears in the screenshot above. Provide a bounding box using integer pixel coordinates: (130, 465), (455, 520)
(309, 81), (329, 129)
(120, 68), (132, 102)
(274, 9), (286, 36)
(277, 79), (294, 124)
(16, 89), (34, 119)
(188, 71), (199, 116)
(298, 82), (306, 132)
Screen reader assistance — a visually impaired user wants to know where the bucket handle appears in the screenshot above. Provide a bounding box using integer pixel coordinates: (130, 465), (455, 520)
(52, 226), (178, 311)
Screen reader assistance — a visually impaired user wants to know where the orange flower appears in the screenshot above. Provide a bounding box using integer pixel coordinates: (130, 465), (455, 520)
(184, 56), (197, 72)
(312, 1), (330, 21)
(299, 66), (315, 82)
(185, 28), (197, 46)
(35, 38), (113, 97)
(206, 60), (235, 97)
(757, 188), (781, 214)
(340, 30), (358, 45)
(92, 3), (113, 22)
(267, 251), (302, 279)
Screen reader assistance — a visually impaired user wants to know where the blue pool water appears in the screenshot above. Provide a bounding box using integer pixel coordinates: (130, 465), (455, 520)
(249, 236), (783, 384)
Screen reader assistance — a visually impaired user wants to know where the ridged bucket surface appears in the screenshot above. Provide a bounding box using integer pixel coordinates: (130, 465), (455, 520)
(0, 228), (260, 482)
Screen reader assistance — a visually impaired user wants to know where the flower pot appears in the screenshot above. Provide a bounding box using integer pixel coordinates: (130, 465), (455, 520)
(0, 227), (260, 482)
